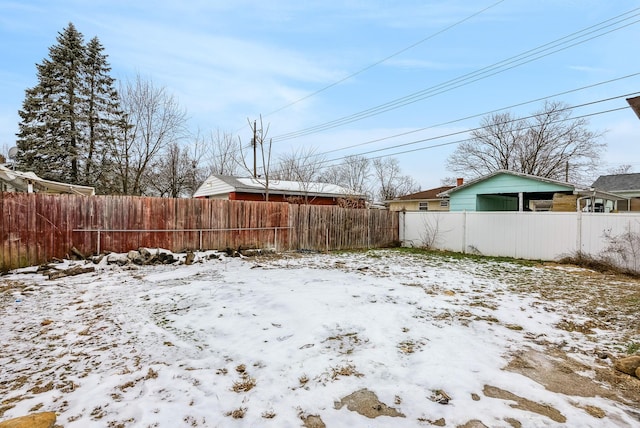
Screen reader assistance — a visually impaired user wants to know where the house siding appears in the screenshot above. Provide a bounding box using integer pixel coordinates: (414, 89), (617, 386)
(193, 177), (235, 198)
(388, 200), (449, 212)
(450, 174), (573, 212)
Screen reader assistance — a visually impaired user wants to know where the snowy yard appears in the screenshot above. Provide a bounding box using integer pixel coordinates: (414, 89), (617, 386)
(1, 249), (639, 427)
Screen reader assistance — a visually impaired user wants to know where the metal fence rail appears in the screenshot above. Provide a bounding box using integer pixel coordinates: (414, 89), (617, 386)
(72, 227), (294, 254)
(0, 192), (399, 270)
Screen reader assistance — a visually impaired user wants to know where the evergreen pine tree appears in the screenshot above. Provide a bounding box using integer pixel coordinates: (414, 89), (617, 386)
(16, 23), (125, 193)
(17, 23), (85, 183)
(82, 37), (124, 193)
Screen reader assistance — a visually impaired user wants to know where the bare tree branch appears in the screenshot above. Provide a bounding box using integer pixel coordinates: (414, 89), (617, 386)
(447, 101), (605, 183)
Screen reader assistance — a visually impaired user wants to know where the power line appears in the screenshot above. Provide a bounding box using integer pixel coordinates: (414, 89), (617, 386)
(264, 105), (626, 186)
(271, 7), (640, 142)
(304, 97), (635, 169)
(261, 0), (506, 118)
(213, 76), (640, 175)
(316, 72), (640, 157)
(273, 7), (640, 140)
(365, 107), (631, 162)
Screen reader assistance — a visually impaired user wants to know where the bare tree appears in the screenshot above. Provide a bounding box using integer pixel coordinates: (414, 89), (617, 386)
(447, 101), (605, 183)
(201, 128), (240, 177)
(372, 157), (420, 201)
(607, 164), (634, 175)
(440, 177), (459, 186)
(112, 74), (188, 195)
(272, 147), (326, 203)
(321, 155), (373, 201)
(147, 141), (199, 198)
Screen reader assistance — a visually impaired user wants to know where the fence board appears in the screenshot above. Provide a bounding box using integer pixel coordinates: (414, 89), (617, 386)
(0, 193), (398, 270)
(400, 211), (640, 271)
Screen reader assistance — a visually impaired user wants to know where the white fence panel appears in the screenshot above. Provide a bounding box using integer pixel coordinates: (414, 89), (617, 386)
(579, 213), (640, 273)
(400, 211), (640, 266)
(400, 211), (466, 252)
(465, 212), (578, 260)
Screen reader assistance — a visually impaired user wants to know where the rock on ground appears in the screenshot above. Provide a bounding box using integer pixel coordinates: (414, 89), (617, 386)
(614, 356), (640, 376)
(0, 412), (56, 428)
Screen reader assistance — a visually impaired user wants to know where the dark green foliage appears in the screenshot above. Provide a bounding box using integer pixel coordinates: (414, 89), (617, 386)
(16, 23), (125, 193)
(81, 37), (124, 193)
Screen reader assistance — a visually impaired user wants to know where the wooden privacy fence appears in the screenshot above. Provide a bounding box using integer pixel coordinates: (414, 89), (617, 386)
(0, 192), (399, 270)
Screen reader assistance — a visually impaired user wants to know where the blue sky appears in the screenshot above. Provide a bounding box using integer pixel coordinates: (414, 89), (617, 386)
(1, 0), (640, 188)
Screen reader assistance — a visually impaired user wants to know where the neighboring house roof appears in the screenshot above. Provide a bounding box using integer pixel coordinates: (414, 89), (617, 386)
(438, 169), (626, 200)
(0, 165), (95, 196)
(193, 174), (362, 199)
(394, 186), (454, 201)
(437, 170), (578, 197)
(592, 173), (640, 192)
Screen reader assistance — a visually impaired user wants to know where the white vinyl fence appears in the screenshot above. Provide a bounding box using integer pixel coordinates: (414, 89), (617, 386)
(400, 211), (640, 269)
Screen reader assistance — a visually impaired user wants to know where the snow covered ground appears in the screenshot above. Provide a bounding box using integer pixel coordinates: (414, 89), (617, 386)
(1, 249), (639, 427)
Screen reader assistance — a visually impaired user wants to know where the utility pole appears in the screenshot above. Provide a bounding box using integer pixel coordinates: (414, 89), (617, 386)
(252, 120), (257, 178)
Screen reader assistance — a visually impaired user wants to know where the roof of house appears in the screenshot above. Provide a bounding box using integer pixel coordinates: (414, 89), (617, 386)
(0, 165), (95, 196)
(392, 186), (454, 201)
(438, 170), (577, 197)
(437, 169), (627, 201)
(592, 173), (640, 192)
(193, 174), (363, 199)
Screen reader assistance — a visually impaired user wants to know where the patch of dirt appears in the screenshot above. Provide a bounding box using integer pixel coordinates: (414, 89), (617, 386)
(457, 420), (489, 428)
(506, 348), (616, 399)
(0, 280), (27, 294)
(507, 347), (640, 407)
(483, 385), (567, 423)
(504, 347), (640, 424)
(299, 412), (325, 428)
(334, 388), (405, 419)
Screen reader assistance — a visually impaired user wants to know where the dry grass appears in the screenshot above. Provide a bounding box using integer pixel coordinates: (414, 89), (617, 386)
(232, 377), (256, 393)
(330, 362), (363, 380)
(28, 381), (54, 394)
(0, 280), (27, 294)
(299, 374), (309, 386)
(323, 331), (368, 355)
(398, 340), (416, 354)
(117, 381), (136, 392)
(144, 368), (159, 380)
(226, 407), (247, 419)
(261, 410), (276, 419)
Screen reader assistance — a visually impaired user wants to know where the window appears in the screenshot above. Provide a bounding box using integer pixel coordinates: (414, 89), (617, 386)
(440, 200), (449, 208)
(419, 202), (428, 211)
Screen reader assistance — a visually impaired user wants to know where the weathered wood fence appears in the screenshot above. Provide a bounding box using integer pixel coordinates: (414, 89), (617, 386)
(0, 192), (399, 270)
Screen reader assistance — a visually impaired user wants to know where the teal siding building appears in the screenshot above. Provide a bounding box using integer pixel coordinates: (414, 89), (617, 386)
(441, 170), (578, 212)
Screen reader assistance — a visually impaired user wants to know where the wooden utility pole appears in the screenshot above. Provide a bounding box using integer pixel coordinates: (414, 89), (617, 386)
(252, 120), (257, 178)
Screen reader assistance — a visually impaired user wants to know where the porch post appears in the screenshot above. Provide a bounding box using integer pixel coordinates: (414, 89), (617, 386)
(518, 192), (524, 211)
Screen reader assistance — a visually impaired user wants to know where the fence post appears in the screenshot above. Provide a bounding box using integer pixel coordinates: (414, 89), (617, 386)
(326, 227), (329, 252)
(576, 210), (582, 254)
(199, 229), (203, 251)
(274, 227), (278, 252)
(97, 230), (101, 254)
(367, 209), (371, 249)
(462, 211), (467, 254)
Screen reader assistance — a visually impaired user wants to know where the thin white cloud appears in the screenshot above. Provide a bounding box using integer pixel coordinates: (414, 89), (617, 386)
(568, 65), (611, 73)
